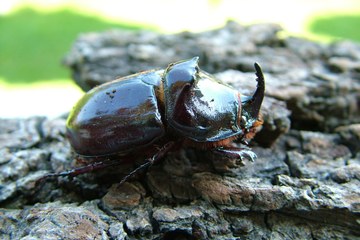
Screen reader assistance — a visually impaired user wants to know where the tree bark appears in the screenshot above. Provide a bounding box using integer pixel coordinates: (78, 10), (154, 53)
(0, 22), (359, 239)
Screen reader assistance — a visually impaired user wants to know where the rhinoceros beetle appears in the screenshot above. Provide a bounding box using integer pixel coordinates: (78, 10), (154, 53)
(41, 57), (265, 184)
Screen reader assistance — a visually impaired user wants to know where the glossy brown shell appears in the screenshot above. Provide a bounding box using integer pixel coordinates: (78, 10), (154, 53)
(164, 57), (242, 142)
(66, 70), (165, 156)
(66, 57), (264, 158)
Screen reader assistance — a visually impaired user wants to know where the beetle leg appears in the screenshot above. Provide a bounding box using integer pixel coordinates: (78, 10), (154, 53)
(213, 147), (257, 165)
(118, 160), (153, 185)
(37, 142), (178, 186)
(239, 139), (249, 145)
(118, 141), (177, 185)
(36, 159), (125, 185)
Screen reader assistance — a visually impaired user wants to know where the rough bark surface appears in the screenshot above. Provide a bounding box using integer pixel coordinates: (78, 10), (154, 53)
(1, 22), (359, 239)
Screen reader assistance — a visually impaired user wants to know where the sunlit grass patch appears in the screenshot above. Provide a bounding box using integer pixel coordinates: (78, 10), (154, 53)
(0, 6), (153, 85)
(307, 12), (360, 43)
(1, 0), (360, 118)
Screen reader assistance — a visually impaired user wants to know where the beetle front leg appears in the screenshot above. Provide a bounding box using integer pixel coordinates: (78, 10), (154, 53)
(212, 147), (257, 172)
(215, 147), (257, 162)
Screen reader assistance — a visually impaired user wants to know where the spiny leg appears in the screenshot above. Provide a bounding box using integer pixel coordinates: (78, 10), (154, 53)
(37, 141), (177, 186)
(118, 141), (177, 185)
(213, 147), (257, 166)
(36, 158), (125, 185)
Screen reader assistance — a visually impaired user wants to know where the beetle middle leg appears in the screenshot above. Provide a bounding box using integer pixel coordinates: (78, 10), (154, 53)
(118, 141), (177, 185)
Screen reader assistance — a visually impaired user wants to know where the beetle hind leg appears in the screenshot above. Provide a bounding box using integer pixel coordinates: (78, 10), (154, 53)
(36, 159), (125, 185)
(37, 141), (178, 186)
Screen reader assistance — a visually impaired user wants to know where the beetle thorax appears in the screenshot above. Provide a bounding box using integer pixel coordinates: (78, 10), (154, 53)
(163, 58), (243, 143)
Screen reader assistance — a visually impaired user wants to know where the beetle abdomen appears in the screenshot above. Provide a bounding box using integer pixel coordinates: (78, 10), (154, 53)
(66, 71), (165, 156)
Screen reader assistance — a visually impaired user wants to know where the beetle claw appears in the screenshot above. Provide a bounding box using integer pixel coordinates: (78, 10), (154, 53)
(239, 150), (257, 162)
(239, 139), (249, 145)
(214, 147), (257, 164)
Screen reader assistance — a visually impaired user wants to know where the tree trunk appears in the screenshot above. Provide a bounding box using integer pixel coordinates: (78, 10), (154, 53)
(0, 22), (359, 239)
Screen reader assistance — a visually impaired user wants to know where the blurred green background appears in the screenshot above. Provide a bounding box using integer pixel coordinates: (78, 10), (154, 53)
(1, 0), (360, 117)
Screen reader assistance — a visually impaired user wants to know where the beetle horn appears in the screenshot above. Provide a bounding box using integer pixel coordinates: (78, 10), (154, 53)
(242, 63), (265, 122)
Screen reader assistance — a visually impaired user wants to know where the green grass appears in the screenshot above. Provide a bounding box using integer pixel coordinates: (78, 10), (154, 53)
(307, 13), (360, 43)
(0, 6), (154, 85)
(1, 4), (360, 86)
